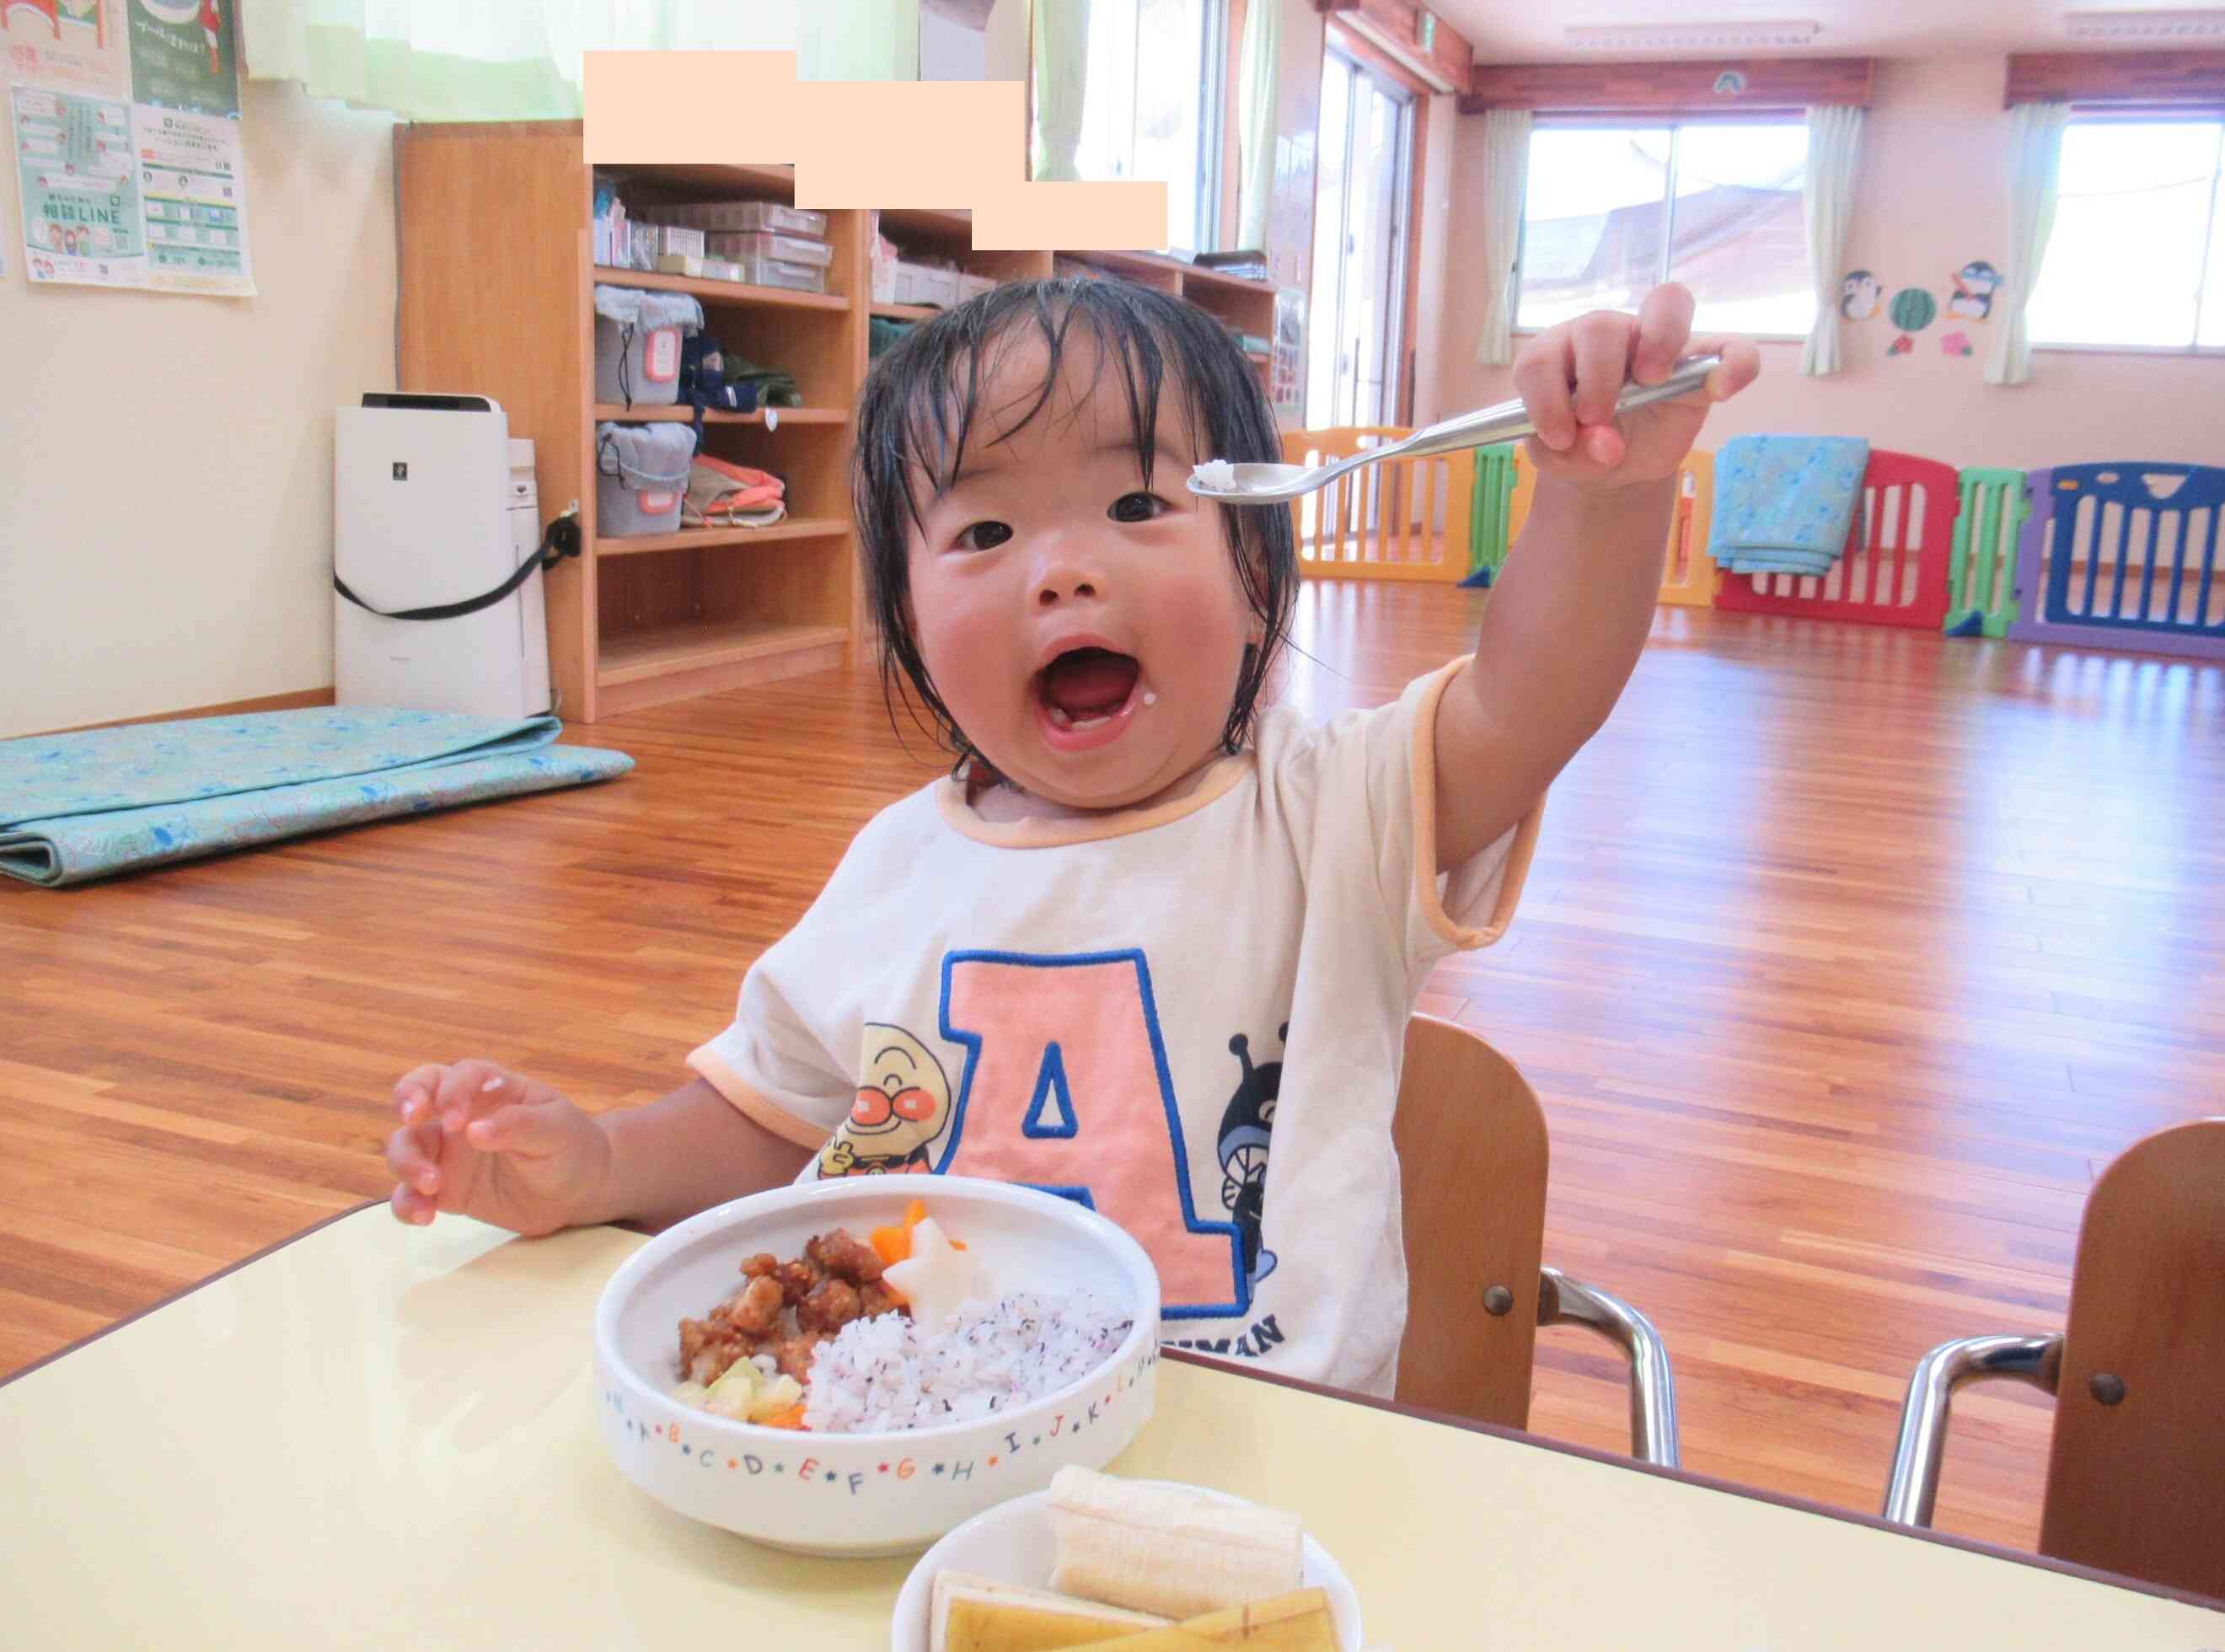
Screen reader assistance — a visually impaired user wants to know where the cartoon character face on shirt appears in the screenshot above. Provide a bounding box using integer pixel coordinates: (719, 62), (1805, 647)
(816, 1022), (952, 1177)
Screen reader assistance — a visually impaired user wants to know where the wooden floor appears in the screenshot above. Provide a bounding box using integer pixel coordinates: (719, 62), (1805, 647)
(7, 587), (2222, 1555)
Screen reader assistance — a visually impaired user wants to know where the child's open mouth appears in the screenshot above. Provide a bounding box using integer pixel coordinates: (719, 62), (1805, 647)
(1033, 645), (1146, 753)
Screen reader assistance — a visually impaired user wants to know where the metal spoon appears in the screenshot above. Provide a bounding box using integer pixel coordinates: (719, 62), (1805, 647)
(1187, 354), (1724, 505)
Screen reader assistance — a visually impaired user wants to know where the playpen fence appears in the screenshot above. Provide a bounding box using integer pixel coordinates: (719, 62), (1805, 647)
(1715, 449), (1955, 630)
(1286, 426), (1470, 583)
(2008, 464), (2225, 660)
(1946, 467), (2029, 637)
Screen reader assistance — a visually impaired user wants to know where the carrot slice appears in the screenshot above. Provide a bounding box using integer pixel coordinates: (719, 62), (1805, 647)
(762, 1403), (808, 1429)
(870, 1223), (910, 1267)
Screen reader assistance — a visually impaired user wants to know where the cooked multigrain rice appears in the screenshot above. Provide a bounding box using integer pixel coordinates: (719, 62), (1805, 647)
(800, 1289), (1132, 1435)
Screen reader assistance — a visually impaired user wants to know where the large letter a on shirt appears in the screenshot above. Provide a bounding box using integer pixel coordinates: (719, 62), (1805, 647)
(937, 949), (1250, 1319)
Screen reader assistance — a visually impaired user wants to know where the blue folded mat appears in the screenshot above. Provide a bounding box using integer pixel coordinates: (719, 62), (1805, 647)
(1708, 434), (1870, 576)
(0, 707), (632, 888)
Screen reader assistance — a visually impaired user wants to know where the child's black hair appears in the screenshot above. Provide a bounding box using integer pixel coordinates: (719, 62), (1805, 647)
(851, 276), (1296, 766)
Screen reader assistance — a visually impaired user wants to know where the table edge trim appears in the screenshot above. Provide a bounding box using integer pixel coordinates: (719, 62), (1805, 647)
(0, 1198), (388, 1393)
(1161, 1349), (2225, 1614)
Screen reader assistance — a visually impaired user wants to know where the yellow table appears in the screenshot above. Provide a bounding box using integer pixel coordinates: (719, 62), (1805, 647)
(5, 1208), (2220, 1649)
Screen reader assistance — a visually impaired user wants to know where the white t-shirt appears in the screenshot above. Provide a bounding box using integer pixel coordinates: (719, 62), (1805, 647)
(689, 658), (1541, 1395)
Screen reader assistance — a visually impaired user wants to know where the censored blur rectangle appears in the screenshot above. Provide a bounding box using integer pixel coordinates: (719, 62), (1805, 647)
(581, 51), (1166, 251)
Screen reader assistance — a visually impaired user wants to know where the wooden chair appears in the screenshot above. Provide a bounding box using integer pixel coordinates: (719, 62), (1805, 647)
(1882, 1117), (2225, 1600)
(1284, 426), (1471, 584)
(1392, 1013), (1680, 1466)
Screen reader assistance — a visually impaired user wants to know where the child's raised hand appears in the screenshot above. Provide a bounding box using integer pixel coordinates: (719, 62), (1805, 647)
(1511, 282), (1760, 490)
(385, 1059), (610, 1236)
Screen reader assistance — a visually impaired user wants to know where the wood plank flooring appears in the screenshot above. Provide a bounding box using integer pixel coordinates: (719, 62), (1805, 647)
(6, 585), (2221, 1555)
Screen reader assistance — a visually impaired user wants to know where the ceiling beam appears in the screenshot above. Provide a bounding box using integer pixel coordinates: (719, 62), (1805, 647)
(1461, 56), (1874, 117)
(1317, 0), (1472, 95)
(2006, 50), (2225, 110)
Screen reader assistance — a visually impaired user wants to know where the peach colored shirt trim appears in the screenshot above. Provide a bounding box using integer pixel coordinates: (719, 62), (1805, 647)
(1407, 657), (1545, 950)
(932, 751), (1255, 848)
(686, 1045), (832, 1148)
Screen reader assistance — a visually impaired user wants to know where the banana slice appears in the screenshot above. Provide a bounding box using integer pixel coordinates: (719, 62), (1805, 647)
(1047, 1467), (1306, 1621)
(1080, 1590), (1338, 1649)
(930, 1569), (1168, 1652)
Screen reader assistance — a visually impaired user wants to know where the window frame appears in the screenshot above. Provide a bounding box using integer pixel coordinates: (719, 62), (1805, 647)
(2028, 110), (2225, 359)
(1511, 112), (1818, 345)
(1074, 0), (1230, 255)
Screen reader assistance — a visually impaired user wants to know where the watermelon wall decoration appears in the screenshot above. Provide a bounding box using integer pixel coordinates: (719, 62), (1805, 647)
(1889, 287), (1938, 332)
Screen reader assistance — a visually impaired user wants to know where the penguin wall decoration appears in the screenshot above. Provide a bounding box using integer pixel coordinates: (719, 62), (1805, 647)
(1949, 260), (2002, 321)
(1840, 270), (1881, 321)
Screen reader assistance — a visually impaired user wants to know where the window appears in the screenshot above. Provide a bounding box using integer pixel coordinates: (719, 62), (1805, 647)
(1075, 0), (1226, 254)
(2027, 119), (2225, 351)
(1516, 120), (1814, 337)
(1306, 46), (1415, 428)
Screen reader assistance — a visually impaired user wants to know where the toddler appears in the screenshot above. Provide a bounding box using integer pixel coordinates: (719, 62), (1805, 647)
(386, 277), (1756, 1393)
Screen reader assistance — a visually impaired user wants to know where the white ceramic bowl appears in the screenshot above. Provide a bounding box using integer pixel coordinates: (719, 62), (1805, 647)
(592, 1177), (1161, 1558)
(889, 1481), (1366, 1651)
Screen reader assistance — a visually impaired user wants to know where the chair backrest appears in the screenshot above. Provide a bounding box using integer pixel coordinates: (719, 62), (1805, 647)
(1283, 426), (1471, 583)
(1390, 1014), (1550, 1429)
(2040, 1116), (2225, 1598)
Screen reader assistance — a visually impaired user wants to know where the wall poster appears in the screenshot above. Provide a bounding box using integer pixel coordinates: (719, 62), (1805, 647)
(4, 0), (253, 294)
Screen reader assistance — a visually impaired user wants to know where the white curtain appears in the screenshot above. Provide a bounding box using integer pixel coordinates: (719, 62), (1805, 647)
(1987, 101), (2071, 387)
(1471, 108), (1531, 366)
(1798, 104), (1865, 377)
(1235, 0), (1281, 250)
(1030, 0), (1091, 181)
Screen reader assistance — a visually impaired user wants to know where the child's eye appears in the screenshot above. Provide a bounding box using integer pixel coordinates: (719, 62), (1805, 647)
(1109, 491), (1166, 523)
(956, 520), (1013, 551)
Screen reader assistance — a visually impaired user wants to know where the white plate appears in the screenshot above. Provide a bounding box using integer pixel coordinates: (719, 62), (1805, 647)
(888, 1479), (1364, 1650)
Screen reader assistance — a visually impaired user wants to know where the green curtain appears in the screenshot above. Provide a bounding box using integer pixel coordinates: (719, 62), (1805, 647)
(242, 0), (921, 121)
(1029, 0), (1090, 181)
(1234, 0), (1279, 251)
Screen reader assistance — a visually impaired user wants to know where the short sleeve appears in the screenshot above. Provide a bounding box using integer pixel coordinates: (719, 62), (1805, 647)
(688, 917), (856, 1150)
(1263, 657), (1542, 975)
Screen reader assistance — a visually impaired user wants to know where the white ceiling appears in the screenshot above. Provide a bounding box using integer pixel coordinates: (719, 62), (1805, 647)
(1432, 0), (2223, 62)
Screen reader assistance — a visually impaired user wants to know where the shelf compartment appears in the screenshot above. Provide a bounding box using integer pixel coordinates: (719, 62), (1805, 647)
(592, 266), (850, 312)
(595, 519), (852, 557)
(597, 619), (850, 688)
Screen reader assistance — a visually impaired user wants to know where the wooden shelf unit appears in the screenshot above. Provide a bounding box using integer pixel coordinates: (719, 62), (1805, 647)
(590, 405), (848, 426)
(394, 126), (1282, 722)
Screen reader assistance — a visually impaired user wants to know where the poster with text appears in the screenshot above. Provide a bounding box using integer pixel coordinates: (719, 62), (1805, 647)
(12, 83), (145, 286)
(131, 97), (248, 292)
(124, 0), (235, 117)
(2, 0), (133, 99)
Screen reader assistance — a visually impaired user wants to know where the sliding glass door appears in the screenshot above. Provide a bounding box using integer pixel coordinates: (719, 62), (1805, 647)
(1306, 45), (1415, 430)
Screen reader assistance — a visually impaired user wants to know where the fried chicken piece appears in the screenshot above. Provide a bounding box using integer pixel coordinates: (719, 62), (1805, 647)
(858, 1279), (904, 1320)
(805, 1228), (886, 1285)
(719, 1273), (785, 1336)
(797, 1276), (863, 1335)
(678, 1317), (748, 1386)
(769, 1333), (826, 1385)
(738, 1252), (780, 1279)
(774, 1258), (821, 1306)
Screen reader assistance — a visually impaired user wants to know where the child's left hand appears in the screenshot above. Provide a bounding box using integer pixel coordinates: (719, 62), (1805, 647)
(1512, 282), (1761, 490)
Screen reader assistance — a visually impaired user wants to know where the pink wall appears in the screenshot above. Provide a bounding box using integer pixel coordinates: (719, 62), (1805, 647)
(1432, 55), (2225, 471)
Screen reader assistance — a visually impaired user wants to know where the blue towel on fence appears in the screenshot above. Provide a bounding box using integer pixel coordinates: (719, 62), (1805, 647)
(1708, 435), (1870, 576)
(0, 707), (632, 888)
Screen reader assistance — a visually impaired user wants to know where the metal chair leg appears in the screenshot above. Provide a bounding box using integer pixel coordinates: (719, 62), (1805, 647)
(1539, 1267), (1681, 1469)
(1882, 1333), (2063, 1527)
